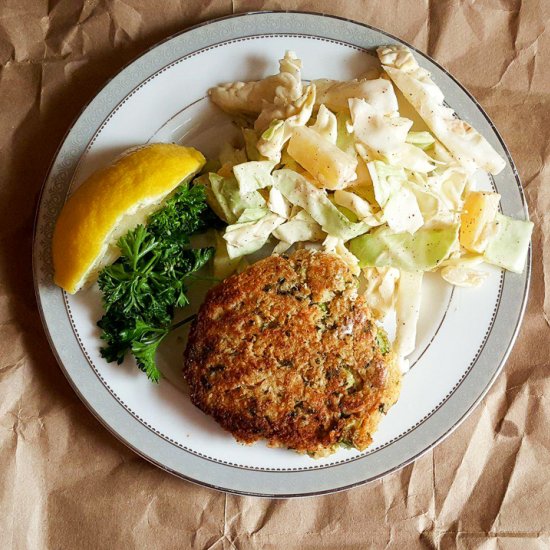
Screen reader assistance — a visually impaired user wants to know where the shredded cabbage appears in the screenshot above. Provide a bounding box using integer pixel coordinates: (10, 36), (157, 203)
(314, 77), (398, 114)
(223, 213), (284, 259)
(350, 225), (459, 271)
(332, 189), (382, 226)
(438, 252), (488, 287)
(273, 169), (370, 241)
(406, 131), (435, 150)
(322, 236), (360, 275)
(336, 112), (356, 157)
(366, 161), (406, 208)
(209, 51), (302, 115)
(349, 98), (413, 157)
(359, 266), (400, 318)
(267, 187), (291, 218)
(441, 265), (488, 287)
(388, 143), (436, 173)
(383, 186), (424, 234)
(407, 169), (468, 227)
(378, 45), (506, 175)
(236, 207), (270, 223)
(254, 51), (304, 131)
(310, 104), (338, 143)
(205, 173), (266, 224)
(233, 160), (277, 193)
(483, 213), (533, 273)
(394, 271), (423, 371)
(273, 210), (325, 247)
(256, 84), (316, 161)
(365, 161), (423, 233)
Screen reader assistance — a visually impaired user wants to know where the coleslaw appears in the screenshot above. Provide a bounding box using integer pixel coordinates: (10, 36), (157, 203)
(200, 46), (533, 372)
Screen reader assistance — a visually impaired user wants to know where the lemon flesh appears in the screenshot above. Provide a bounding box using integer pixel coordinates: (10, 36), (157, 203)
(52, 143), (206, 294)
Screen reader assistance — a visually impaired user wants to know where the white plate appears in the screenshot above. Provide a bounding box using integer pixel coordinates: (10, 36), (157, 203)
(33, 12), (530, 497)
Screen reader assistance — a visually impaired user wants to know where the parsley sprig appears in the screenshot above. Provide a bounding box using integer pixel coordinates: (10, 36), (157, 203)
(97, 183), (214, 382)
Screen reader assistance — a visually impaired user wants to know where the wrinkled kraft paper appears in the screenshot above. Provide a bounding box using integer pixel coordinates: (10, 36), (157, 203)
(1, 1), (549, 548)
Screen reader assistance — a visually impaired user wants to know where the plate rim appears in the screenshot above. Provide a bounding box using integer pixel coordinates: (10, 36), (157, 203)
(33, 10), (531, 497)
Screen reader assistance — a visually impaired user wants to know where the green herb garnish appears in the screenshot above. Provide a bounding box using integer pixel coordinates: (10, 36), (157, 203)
(97, 183), (214, 382)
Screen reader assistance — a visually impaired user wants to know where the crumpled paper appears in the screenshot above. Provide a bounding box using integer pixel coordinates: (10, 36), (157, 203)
(1, 1), (549, 548)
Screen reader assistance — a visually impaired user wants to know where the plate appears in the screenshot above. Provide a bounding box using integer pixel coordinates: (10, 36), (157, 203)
(33, 11), (530, 497)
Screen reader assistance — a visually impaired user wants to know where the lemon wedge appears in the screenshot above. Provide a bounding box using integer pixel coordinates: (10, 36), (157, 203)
(52, 143), (206, 294)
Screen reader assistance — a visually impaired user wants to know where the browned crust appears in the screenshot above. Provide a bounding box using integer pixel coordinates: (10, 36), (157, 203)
(183, 250), (402, 456)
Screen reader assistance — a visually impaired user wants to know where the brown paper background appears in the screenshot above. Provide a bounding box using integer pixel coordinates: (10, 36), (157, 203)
(1, 1), (549, 548)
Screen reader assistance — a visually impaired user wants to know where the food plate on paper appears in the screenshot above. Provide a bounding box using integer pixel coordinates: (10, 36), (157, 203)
(33, 12), (531, 497)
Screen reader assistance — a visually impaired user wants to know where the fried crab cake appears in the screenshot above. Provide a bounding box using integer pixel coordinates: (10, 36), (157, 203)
(183, 249), (401, 456)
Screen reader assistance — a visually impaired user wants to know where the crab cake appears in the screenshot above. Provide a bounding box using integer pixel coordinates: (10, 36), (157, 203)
(183, 249), (401, 456)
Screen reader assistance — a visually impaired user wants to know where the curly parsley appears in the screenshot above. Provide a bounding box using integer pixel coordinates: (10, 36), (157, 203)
(97, 183), (214, 382)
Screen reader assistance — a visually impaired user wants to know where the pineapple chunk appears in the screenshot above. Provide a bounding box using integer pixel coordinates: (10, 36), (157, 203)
(287, 125), (357, 190)
(460, 191), (501, 253)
